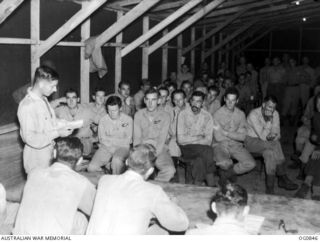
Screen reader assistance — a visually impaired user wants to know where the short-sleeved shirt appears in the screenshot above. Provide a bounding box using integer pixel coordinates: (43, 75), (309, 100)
(18, 88), (59, 149)
(98, 113), (133, 149)
(177, 107), (214, 146)
(85, 102), (107, 123)
(213, 106), (247, 145)
(247, 107), (280, 141)
(55, 104), (96, 138)
(13, 163), (96, 235)
(133, 108), (170, 154)
(86, 171), (189, 235)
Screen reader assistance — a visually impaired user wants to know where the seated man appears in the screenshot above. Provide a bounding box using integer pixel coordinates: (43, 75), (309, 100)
(177, 91), (215, 186)
(158, 86), (174, 115)
(295, 93), (320, 200)
(134, 88), (175, 182)
(181, 80), (193, 101)
(212, 87), (256, 185)
(133, 79), (151, 111)
(55, 89), (98, 156)
(245, 96), (298, 194)
(88, 96), (132, 174)
(187, 182), (250, 235)
(13, 137), (96, 235)
(204, 85), (221, 118)
(86, 144), (189, 235)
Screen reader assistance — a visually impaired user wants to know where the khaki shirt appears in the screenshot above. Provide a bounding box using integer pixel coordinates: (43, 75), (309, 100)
(204, 99), (221, 118)
(17, 89), (59, 149)
(85, 102), (107, 123)
(177, 107), (214, 146)
(247, 107), (280, 141)
(86, 171), (189, 235)
(13, 163), (96, 235)
(133, 108), (170, 155)
(55, 104), (96, 138)
(98, 113), (133, 150)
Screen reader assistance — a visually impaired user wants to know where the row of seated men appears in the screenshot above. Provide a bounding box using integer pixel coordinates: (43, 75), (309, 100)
(0, 140), (254, 235)
(43, 79), (299, 196)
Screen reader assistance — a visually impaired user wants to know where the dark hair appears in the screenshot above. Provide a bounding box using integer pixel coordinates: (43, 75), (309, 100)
(93, 87), (106, 95)
(144, 87), (159, 98)
(33, 66), (59, 85)
(208, 85), (220, 96)
(167, 82), (177, 90)
(263, 95), (278, 105)
(65, 88), (79, 97)
(140, 79), (151, 87)
(181, 80), (192, 88)
(191, 91), (205, 101)
(224, 87), (239, 99)
(54, 137), (83, 164)
(118, 81), (130, 89)
(106, 95), (122, 109)
(212, 182), (248, 214)
(127, 144), (157, 173)
(158, 86), (169, 95)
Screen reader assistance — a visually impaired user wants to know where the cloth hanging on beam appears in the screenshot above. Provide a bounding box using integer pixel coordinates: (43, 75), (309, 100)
(84, 36), (108, 79)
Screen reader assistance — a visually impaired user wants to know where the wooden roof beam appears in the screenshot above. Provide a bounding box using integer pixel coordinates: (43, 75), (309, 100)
(38, 0), (107, 57)
(96, 0), (160, 48)
(0, 0), (24, 25)
(182, 9), (247, 55)
(121, 0), (203, 57)
(204, 20), (256, 59)
(148, 0), (226, 55)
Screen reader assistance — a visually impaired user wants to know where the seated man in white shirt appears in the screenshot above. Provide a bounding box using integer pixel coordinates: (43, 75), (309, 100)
(88, 95), (133, 174)
(86, 144), (189, 235)
(187, 182), (250, 235)
(13, 137), (96, 235)
(245, 95), (298, 194)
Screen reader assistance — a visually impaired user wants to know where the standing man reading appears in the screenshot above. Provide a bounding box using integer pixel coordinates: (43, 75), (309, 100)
(17, 66), (73, 174)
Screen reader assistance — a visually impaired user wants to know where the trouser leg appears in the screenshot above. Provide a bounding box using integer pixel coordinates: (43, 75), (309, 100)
(88, 145), (112, 172)
(299, 140), (316, 164)
(230, 143), (256, 174)
(155, 149), (175, 182)
(111, 147), (129, 174)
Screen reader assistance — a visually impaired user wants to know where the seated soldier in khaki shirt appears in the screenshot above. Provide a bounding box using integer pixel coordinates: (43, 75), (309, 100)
(88, 95), (132, 174)
(13, 137), (96, 235)
(55, 89), (98, 156)
(133, 88), (175, 182)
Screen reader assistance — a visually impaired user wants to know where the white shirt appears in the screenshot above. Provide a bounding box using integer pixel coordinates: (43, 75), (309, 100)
(86, 171), (189, 235)
(13, 163), (96, 235)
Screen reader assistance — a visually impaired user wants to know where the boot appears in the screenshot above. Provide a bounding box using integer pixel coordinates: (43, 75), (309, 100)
(278, 175), (299, 190)
(218, 168), (237, 187)
(294, 183), (310, 198)
(296, 163), (306, 180)
(206, 173), (216, 187)
(266, 175), (275, 195)
(288, 155), (301, 169)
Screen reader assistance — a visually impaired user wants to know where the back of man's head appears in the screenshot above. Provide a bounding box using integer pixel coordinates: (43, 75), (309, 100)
(33, 65), (59, 86)
(126, 144), (156, 178)
(211, 182), (249, 219)
(54, 137), (83, 168)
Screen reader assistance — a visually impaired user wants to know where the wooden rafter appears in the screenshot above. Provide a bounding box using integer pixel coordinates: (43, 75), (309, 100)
(121, 0), (203, 57)
(95, 0), (160, 48)
(182, 8), (247, 55)
(0, 0), (24, 25)
(38, 0), (108, 57)
(148, 0), (226, 55)
(204, 20), (256, 59)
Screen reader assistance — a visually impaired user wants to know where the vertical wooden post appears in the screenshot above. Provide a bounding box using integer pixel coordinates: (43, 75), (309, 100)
(80, 2), (90, 103)
(268, 31), (273, 58)
(190, 27), (195, 75)
(30, 0), (40, 84)
(218, 33), (223, 64)
(162, 28), (168, 82)
(115, 11), (123, 92)
(231, 39), (235, 73)
(142, 16), (149, 79)
(177, 34), (183, 75)
(201, 26), (206, 63)
(211, 36), (215, 73)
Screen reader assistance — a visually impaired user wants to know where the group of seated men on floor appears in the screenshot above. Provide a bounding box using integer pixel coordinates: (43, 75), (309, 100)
(1, 54), (320, 234)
